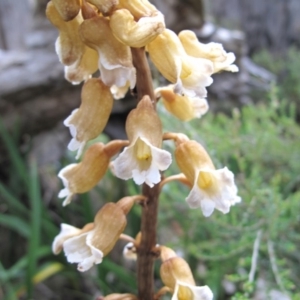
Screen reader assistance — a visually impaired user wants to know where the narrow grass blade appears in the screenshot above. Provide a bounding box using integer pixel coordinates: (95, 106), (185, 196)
(0, 214), (30, 238)
(0, 246), (51, 282)
(0, 262), (18, 300)
(26, 160), (42, 299)
(0, 182), (28, 215)
(0, 118), (28, 184)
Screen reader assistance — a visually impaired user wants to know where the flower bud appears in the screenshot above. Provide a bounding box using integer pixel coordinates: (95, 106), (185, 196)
(110, 9), (165, 48)
(46, 1), (85, 66)
(79, 15), (136, 88)
(51, 0), (81, 21)
(156, 85), (208, 121)
(117, 0), (157, 19)
(64, 78), (113, 158)
(86, 0), (118, 15)
(58, 143), (111, 206)
(112, 96), (172, 187)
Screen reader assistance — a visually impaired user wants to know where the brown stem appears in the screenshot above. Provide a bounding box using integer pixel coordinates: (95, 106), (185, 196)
(131, 47), (155, 103)
(131, 47), (159, 300)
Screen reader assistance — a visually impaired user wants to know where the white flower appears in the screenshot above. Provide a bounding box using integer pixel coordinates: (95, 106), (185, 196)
(63, 231), (103, 272)
(112, 96), (172, 187)
(112, 136), (172, 187)
(175, 140), (240, 217)
(52, 223), (103, 272)
(186, 167), (241, 217)
(172, 281), (213, 300)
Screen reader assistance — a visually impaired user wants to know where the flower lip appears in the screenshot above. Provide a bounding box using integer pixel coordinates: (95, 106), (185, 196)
(112, 136), (172, 187)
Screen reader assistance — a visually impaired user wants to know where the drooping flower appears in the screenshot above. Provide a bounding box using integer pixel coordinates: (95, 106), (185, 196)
(64, 78), (113, 158)
(58, 140), (128, 206)
(155, 85), (208, 121)
(112, 96), (172, 187)
(79, 15), (136, 88)
(175, 139), (240, 217)
(147, 29), (214, 98)
(160, 246), (213, 300)
(53, 196), (140, 271)
(178, 30), (239, 73)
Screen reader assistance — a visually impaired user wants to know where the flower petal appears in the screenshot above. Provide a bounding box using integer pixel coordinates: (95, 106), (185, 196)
(52, 224), (81, 255)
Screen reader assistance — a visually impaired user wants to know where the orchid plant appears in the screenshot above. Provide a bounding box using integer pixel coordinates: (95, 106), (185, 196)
(46, 0), (240, 299)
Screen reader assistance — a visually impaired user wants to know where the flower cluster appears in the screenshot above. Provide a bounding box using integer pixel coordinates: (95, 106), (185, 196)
(47, 0), (240, 299)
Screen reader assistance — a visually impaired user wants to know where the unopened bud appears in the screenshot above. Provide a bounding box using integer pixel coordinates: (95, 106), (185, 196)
(51, 0), (81, 21)
(86, 0), (118, 15)
(117, 0), (157, 19)
(110, 9), (165, 48)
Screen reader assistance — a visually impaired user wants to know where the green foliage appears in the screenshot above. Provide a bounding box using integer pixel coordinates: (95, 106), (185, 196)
(252, 47), (300, 108)
(1, 80), (300, 299)
(156, 87), (300, 298)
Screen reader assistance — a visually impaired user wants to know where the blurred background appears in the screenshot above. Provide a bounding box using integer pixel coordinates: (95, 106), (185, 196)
(0, 0), (300, 299)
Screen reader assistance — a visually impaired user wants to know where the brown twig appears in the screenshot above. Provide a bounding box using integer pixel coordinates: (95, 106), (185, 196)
(131, 47), (159, 300)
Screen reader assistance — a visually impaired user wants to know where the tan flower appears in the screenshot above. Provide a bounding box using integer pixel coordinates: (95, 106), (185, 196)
(110, 9), (165, 48)
(53, 197), (137, 271)
(147, 29), (213, 98)
(160, 247), (213, 300)
(58, 141), (128, 206)
(179, 30), (239, 73)
(46, 2), (85, 66)
(175, 140), (240, 216)
(156, 85), (208, 121)
(64, 78), (113, 158)
(79, 15), (136, 88)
